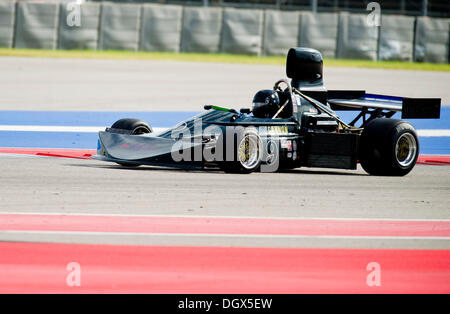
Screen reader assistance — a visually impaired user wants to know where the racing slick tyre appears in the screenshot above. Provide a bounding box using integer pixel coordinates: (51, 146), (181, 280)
(111, 118), (153, 135)
(109, 118), (152, 167)
(220, 130), (263, 174)
(359, 119), (419, 176)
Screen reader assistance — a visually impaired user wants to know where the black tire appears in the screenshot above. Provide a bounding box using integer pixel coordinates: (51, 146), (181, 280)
(219, 130), (262, 174)
(111, 118), (152, 135)
(359, 119), (419, 176)
(110, 118), (152, 167)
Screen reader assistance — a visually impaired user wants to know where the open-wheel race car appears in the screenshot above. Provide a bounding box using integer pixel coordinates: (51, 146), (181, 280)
(94, 47), (441, 176)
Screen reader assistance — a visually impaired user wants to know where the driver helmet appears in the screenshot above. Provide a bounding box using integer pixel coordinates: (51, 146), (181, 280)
(252, 90), (280, 118)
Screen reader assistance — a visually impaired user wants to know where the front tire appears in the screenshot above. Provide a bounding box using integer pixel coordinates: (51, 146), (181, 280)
(110, 118), (152, 135)
(109, 118), (152, 167)
(359, 119), (419, 176)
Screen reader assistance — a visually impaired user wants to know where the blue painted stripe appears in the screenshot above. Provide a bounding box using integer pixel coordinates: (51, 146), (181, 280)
(0, 131), (98, 149)
(0, 111), (198, 128)
(417, 137), (450, 155)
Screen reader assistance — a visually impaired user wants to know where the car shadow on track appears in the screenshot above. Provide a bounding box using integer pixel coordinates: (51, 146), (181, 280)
(67, 163), (222, 174)
(279, 168), (367, 176)
(67, 163), (367, 176)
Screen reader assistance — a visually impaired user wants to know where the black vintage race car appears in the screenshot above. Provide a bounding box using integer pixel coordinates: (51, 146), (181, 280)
(94, 47), (441, 176)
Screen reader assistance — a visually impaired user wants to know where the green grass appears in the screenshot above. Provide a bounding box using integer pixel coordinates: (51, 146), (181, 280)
(0, 48), (449, 72)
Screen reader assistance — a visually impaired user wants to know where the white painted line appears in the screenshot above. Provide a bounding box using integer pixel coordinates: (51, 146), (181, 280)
(417, 129), (450, 137)
(0, 125), (105, 133)
(0, 146), (95, 150)
(1, 230), (449, 241)
(1, 211), (449, 222)
(0, 153), (48, 158)
(0, 125), (167, 134)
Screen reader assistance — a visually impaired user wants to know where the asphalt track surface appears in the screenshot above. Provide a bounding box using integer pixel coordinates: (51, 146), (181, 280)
(0, 57), (449, 293)
(1, 57), (449, 111)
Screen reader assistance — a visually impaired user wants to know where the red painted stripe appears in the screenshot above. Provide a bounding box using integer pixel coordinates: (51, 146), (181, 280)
(1, 214), (449, 237)
(417, 155), (450, 165)
(0, 148), (95, 159)
(0, 242), (448, 293)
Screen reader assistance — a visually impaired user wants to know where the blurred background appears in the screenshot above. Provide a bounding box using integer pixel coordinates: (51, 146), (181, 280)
(0, 0), (448, 63)
(91, 0), (449, 18)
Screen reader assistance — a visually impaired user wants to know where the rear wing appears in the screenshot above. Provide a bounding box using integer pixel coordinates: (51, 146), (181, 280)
(327, 90), (441, 119)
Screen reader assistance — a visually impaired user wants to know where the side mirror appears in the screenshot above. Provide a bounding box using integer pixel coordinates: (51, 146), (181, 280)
(240, 108), (251, 114)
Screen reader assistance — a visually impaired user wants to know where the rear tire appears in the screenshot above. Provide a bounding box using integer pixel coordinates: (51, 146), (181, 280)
(359, 119), (419, 176)
(110, 118), (152, 167)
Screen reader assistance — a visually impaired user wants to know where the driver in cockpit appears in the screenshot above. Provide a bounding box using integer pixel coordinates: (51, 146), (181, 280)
(251, 86), (294, 119)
